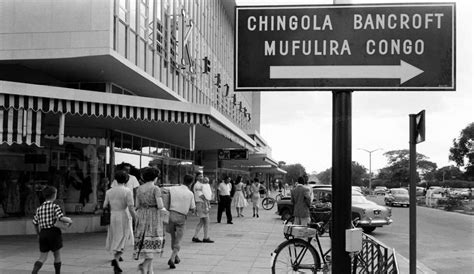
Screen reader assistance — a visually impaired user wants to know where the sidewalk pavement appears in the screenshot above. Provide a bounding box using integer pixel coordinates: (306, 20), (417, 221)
(0, 200), (433, 273)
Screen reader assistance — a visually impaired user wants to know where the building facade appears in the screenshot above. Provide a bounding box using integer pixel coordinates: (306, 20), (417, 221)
(0, 0), (283, 235)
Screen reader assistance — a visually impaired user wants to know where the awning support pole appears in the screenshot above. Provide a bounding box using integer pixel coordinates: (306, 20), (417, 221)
(189, 125), (196, 151)
(59, 113), (65, 145)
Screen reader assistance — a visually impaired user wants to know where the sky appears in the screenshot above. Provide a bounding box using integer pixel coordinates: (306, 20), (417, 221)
(236, 0), (474, 174)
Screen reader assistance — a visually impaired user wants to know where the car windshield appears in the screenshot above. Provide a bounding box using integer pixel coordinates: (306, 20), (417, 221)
(392, 189), (408, 195)
(352, 194), (368, 204)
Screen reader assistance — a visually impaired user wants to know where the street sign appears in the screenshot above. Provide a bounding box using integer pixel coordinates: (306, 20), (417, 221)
(235, 3), (455, 91)
(218, 149), (249, 160)
(414, 110), (426, 143)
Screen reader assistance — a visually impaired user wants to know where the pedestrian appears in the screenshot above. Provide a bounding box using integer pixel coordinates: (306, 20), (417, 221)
(104, 170), (137, 273)
(217, 176), (233, 224)
(166, 174), (196, 269)
(134, 167), (166, 274)
(192, 174), (214, 243)
(291, 176), (312, 226)
(250, 178), (261, 218)
(31, 186), (73, 274)
(232, 176), (248, 217)
(111, 163), (140, 199)
(110, 163), (140, 257)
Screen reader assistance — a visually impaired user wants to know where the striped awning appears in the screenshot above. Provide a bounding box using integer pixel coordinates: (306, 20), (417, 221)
(0, 93), (210, 125)
(0, 108), (41, 146)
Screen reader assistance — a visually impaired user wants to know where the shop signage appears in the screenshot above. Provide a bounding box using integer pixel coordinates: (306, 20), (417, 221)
(218, 149), (249, 160)
(234, 3), (455, 91)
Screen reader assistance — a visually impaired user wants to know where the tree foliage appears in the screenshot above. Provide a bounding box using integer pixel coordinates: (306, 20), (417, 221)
(375, 149), (437, 187)
(281, 163), (306, 185)
(449, 122), (474, 179)
(315, 161), (368, 186)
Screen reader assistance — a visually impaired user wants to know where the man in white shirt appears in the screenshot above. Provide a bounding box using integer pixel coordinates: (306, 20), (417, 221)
(217, 177), (233, 224)
(166, 174), (196, 269)
(110, 163), (140, 199)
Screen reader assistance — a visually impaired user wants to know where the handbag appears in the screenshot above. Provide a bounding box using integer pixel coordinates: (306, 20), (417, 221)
(100, 207), (111, 226)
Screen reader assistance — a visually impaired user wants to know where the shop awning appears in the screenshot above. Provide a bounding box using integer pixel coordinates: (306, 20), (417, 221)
(0, 81), (255, 150)
(0, 93), (209, 126)
(249, 167), (287, 174)
(0, 108), (41, 146)
(221, 153), (279, 168)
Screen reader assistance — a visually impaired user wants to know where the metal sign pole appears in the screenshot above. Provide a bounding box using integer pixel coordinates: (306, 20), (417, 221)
(409, 114), (417, 274)
(331, 90), (352, 273)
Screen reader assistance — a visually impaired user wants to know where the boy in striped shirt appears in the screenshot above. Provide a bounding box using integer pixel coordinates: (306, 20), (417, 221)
(32, 186), (72, 274)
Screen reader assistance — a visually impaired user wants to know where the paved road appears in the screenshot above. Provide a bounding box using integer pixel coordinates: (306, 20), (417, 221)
(368, 196), (474, 274)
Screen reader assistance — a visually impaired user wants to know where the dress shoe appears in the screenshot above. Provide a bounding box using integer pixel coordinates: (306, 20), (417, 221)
(111, 259), (122, 273)
(168, 259), (176, 269)
(227, 221), (233, 224)
(174, 255), (181, 264)
(192, 237), (202, 242)
(203, 238), (214, 243)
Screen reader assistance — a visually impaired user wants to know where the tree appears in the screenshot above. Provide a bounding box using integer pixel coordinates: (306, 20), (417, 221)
(316, 168), (331, 185)
(449, 123), (474, 179)
(431, 165), (465, 182)
(281, 163), (306, 185)
(315, 161), (368, 186)
(352, 161), (368, 186)
(376, 149), (437, 187)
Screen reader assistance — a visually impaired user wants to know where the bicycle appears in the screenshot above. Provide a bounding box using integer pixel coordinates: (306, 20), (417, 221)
(284, 204), (332, 237)
(262, 190), (285, 210)
(271, 222), (331, 273)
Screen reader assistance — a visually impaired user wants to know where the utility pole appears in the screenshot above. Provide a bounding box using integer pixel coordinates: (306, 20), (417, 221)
(358, 148), (382, 190)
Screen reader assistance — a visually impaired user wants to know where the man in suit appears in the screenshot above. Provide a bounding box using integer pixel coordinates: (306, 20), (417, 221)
(291, 176), (312, 226)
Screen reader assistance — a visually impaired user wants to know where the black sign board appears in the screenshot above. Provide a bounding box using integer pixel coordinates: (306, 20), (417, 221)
(235, 3), (455, 91)
(218, 149), (249, 160)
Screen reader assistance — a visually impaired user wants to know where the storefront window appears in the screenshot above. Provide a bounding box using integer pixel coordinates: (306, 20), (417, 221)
(113, 131), (196, 186)
(0, 137), (107, 218)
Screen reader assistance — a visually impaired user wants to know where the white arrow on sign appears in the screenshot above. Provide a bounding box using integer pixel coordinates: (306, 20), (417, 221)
(269, 60), (424, 84)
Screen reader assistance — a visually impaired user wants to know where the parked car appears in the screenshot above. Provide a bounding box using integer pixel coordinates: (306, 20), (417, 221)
(385, 188), (410, 207)
(276, 187), (392, 233)
(374, 186), (388, 195)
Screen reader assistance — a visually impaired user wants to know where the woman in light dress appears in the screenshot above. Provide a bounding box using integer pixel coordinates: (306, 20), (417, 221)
(232, 176), (248, 217)
(104, 170), (137, 273)
(250, 178), (261, 218)
(133, 167), (165, 274)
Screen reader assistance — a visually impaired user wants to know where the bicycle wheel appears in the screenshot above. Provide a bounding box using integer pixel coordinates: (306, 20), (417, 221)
(271, 238), (320, 274)
(262, 197), (275, 210)
(275, 193), (283, 201)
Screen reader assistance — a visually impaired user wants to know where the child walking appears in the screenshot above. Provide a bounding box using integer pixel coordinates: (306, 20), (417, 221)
(32, 186), (72, 274)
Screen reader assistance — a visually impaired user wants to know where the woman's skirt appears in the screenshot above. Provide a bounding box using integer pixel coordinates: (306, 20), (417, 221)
(105, 210), (133, 253)
(251, 193), (260, 208)
(133, 207), (164, 259)
(232, 191), (248, 208)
